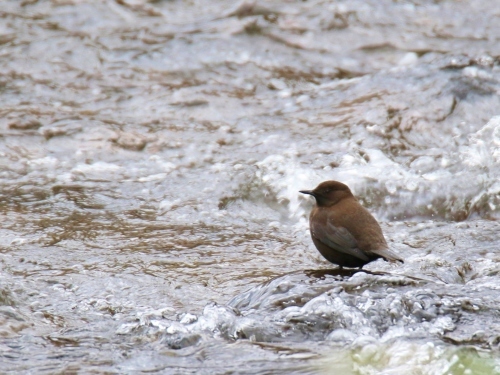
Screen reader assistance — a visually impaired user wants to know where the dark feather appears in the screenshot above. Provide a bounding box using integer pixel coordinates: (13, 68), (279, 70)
(310, 221), (369, 262)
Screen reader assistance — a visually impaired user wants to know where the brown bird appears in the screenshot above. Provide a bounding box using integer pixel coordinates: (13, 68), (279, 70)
(300, 180), (403, 268)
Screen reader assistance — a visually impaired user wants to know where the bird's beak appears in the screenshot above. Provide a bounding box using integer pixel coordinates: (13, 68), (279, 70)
(299, 190), (314, 196)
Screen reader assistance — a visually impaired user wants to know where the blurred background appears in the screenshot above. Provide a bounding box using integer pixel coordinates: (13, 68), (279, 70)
(1, 0), (500, 373)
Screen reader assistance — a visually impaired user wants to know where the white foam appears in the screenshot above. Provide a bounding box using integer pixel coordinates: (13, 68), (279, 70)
(460, 116), (500, 168)
(256, 154), (321, 218)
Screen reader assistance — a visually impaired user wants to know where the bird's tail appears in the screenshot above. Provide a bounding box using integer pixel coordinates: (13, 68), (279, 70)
(371, 248), (404, 263)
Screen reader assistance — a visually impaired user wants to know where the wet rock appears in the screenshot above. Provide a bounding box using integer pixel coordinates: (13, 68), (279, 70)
(39, 120), (82, 140)
(170, 99), (209, 107)
(111, 131), (148, 151)
(319, 11), (351, 30)
(223, 1), (281, 19)
(268, 78), (288, 91)
(440, 55), (472, 69)
(163, 333), (201, 349)
(8, 118), (42, 130)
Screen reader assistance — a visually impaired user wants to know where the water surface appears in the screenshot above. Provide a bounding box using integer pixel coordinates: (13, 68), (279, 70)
(1, 0), (500, 373)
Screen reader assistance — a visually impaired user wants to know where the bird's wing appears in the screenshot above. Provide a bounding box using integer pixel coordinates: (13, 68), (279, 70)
(310, 221), (370, 262)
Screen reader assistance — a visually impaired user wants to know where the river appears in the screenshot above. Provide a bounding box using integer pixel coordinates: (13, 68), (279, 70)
(1, 1), (500, 373)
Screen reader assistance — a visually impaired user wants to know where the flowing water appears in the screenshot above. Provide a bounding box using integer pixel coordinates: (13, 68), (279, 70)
(1, 0), (500, 373)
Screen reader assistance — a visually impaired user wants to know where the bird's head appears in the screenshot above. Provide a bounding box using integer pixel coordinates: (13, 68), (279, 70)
(300, 180), (354, 207)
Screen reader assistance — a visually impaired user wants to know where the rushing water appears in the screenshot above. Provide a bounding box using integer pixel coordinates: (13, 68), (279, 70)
(1, 1), (500, 374)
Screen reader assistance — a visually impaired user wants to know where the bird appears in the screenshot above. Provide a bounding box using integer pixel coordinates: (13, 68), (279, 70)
(300, 180), (403, 268)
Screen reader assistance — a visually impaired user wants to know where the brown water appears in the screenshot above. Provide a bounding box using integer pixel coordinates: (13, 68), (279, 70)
(1, 1), (500, 373)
